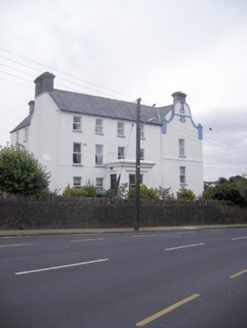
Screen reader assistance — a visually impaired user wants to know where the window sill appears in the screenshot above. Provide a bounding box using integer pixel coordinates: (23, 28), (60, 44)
(72, 164), (84, 167)
(95, 165), (105, 168)
(117, 135), (125, 138)
(179, 155), (186, 158)
(95, 132), (104, 136)
(72, 130), (83, 133)
(180, 183), (187, 187)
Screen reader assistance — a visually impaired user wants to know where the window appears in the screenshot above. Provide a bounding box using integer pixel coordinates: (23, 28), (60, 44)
(73, 143), (81, 164)
(96, 178), (103, 190)
(73, 177), (81, 188)
(95, 118), (103, 134)
(73, 116), (81, 131)
(179, 139), (185, 156)
(140, 125), (144, 138)
(95, 145), (103, 165)
(129, 174), (143, 188)
(140, 149), (144, 160)
(24, 127), (28, 142)
(180, 166), (186, 184)
(117, 122), (124, 137)
(118, 147), (125, 159)
(16, 131), (19, 143)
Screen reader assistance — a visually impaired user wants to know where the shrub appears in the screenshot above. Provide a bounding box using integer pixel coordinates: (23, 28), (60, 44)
(177, 187), (196, 200)
(63, 185), (88, 197)
(128, 184), (159, 200)
(0, 144), (50, 196)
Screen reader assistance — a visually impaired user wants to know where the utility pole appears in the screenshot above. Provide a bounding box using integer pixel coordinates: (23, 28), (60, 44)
(135, 98), (141, 231)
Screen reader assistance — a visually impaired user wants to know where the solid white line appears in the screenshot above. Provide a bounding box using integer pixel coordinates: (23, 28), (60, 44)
(231, 236), (247, 241)
(165, 243), (204, 251)
(15, 258), (109, 275)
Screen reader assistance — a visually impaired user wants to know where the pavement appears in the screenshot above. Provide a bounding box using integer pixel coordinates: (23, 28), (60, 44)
(0, 224), (247, 237)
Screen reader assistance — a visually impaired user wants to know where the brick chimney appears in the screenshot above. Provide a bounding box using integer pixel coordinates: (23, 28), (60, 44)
(28, 100), (35, 115)
(34, 72), (55, 97)
(172, 91), (187, 103)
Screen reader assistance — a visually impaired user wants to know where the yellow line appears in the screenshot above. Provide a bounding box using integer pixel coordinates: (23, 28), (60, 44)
(136, 294), (200, 326)
(0, 243), (31, 248)
(133, 234), (157, 238)
(229, 269), (247, 279)
(71, 238), (105, 242)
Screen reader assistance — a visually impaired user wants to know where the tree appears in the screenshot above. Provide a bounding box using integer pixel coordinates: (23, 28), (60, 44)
(202, 175), (247, 207)
(0, 144), (50, 196)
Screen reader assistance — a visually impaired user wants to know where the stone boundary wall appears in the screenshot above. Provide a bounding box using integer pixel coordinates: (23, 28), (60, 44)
(0, 194), (246, 230)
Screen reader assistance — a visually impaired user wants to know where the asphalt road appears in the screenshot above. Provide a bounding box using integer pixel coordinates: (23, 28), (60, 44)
(0, 228), (247, 328)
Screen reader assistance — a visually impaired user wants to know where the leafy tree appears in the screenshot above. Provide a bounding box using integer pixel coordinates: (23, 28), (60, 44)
(177, 187), (196, 200)
(0, 144), (50, 196)
(202, 174), (247, 207)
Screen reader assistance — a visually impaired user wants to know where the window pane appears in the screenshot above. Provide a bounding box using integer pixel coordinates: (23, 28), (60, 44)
(179, 139), (185, 156)
(118, 147), (125, 159)
(95, 145), (103, 165)
(73, 143), (81, 164)
(95, 119), (103, 133)
(180, 166), (186, 184)
(73, 116), (81, 130)
(140, 125), (144, 138)
(96, 178), (103, 188)
(117, 122), (124, 136)
(140, 149), (144, 160)
(73, 177), (81, 187)
(73, 153), (81, 163)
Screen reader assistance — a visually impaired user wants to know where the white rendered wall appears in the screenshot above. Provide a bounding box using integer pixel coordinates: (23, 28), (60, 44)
(14, 92), (203, 196)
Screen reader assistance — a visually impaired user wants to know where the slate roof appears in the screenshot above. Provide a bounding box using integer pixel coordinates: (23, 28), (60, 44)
(10, 115), (31, 133)
(11, 89), (173, 133)
(50, 89), (173, 124)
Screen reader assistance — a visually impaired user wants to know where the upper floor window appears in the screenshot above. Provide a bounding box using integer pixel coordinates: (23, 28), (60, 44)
(118, 147), (125, 159)
(180, 166), (186, 184)
(16, 131), (19, 143)
(95, 118), (103, 134)
(95, 145), (103, 165)
(73, 143), (81, 164)
(73, 116), (81, 131)
(117, 122), (124, 137)
(140, 125), (144, 138)
(179, 139), (185, 157)
(73, 177), (81, 188)
(140, 148), (144, 160)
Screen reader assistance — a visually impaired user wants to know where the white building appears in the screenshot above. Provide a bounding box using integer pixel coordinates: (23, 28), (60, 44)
(11, 72), (204, 196)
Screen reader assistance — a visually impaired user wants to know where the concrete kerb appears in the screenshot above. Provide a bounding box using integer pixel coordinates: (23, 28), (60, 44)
(0, 224), (247, 237)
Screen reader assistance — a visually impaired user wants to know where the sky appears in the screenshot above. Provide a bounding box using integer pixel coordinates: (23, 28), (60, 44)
(0, 0), (246, 182)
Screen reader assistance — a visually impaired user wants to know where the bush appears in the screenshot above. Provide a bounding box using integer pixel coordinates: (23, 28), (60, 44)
(83, 180), (97, 197)
(177, 187), (196, 200)
(63, 185), (88, 197)
(202, 175), (247, 207)
(0, 144), (50, 196)
(128, 184), (159, 200)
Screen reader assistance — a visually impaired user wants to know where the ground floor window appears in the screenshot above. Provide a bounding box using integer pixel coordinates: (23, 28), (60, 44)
(96, 177), (103, 189)
(180, 166), (186, 184)
(73, 177), (81, 188)
(129, 174), (143, 188)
